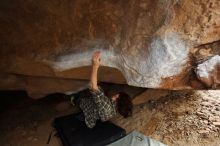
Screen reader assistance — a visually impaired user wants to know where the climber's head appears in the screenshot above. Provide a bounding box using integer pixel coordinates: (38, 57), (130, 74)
(111, 92), (133, 118)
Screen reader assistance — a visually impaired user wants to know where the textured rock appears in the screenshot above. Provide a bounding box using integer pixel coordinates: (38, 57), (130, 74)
(0, 0), (220, 97)
(196, 55), (220, 88)
(0, 74), (89, 98)
(132, 89), (169, 105)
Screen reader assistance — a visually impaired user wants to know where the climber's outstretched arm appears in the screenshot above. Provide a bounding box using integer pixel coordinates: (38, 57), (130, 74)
(89, 51), (101, 91)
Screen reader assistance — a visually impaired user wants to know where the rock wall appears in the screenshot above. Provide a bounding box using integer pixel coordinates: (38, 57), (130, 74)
(0, 0), (220, 97)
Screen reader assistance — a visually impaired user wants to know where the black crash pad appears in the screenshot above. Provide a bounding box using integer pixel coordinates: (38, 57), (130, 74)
(53, 113), (126, 146)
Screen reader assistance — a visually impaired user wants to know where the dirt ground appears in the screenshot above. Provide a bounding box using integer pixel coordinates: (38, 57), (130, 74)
(0, 90), (220, 146)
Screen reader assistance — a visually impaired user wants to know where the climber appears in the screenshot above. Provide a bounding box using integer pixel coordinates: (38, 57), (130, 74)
(68, 51), (133, 128)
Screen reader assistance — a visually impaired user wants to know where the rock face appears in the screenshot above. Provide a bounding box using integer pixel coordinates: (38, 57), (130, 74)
(0, 0), (220, 97)
(196, 55), (220, 88)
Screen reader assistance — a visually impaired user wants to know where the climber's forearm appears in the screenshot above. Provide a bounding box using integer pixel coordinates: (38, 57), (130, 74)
(90, 65), (99, 91)
(90, 51), (101, 91)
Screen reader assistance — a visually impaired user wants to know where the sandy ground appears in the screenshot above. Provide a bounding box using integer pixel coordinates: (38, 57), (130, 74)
(0, 90), (220, 146)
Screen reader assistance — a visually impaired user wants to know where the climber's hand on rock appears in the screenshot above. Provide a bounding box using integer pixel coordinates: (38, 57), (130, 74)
(92, 51), (101, 68)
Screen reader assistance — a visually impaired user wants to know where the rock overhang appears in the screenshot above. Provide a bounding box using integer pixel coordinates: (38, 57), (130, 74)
(0, 0), (220, 98)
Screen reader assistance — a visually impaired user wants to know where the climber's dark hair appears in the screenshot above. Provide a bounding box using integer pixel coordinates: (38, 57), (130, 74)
(117, 92), (133, 118)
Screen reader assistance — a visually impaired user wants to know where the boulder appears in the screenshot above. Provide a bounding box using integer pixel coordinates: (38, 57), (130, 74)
(196, 55), (220, 88)
(0, 0), (220, 97)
